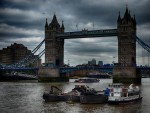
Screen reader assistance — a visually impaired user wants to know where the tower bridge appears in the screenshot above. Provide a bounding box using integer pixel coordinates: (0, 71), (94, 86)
(1, 7), (150, 83)
(40, 7), (150, 83)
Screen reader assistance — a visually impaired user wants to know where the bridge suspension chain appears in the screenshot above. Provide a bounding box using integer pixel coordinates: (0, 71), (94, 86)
(136, 36), (150, 53)
(23, 49), (45, 67)
(13, 40), (45, 67)
(1, 40), (45, 68)
(136, 36), (150, 66)
(31, 40), (45, 54)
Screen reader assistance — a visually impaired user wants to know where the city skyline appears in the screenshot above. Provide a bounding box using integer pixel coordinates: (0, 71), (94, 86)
(0, 0), (149, 66)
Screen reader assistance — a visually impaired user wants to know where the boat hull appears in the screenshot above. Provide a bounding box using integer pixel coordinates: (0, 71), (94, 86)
(43, 93), (80, 102)
(67, 95), (80, 102)
(108, 97), (142, 105)
(43, 93), (68, 102)
(80, 95), (108, 104)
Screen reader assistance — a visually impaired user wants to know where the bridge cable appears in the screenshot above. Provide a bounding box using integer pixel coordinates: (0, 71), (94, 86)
(137, 42), (139, 66)
(32, 40), (45, 54)
(24, 49), (45, 66)
(3, 40), (45, 68)
(136, 36), (150, 66)
(136, 36), (150, 53)
(142, 47), (144, 66)
(148, 52), (150, 66)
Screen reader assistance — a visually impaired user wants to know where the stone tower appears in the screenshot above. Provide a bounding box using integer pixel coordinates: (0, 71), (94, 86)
(113, 7), (141, 83)
(117, 7), (136, 67)
(45, 14), (64, 67)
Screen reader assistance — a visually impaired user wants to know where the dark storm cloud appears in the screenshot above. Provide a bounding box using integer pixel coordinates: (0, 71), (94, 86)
(0, 23), (43, 41)
(0, 7), (45, 30)
(65, 38), (117, 55)
(0, 0), (47, 10)
(53, 0), (150, 26)
(134, 0), (150, 25)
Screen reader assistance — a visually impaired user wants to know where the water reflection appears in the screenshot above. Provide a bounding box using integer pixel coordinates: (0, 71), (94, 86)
(0, 79), (149, 113)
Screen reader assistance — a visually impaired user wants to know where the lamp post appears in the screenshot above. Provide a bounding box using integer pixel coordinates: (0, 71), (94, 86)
(112, 56), (115, 65)
(68, 59), (70, 67)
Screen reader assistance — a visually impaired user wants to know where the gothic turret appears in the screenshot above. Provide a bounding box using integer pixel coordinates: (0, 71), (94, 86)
(133, 15), (136, 26)
(49, 14), (60, 31)
(45, 18), (48, 28)
(117, 11), (121, 23)
(61, 21), (65, 32)
(117, 6), (136, 28)
(124, 6), (129, 20)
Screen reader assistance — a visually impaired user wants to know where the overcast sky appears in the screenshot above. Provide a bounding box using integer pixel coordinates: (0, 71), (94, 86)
(0, 0), (150, 66)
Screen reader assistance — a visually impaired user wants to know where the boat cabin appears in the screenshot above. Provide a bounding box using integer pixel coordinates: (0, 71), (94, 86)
(108, 83), (128, 97)
(108, 83), (124, 88)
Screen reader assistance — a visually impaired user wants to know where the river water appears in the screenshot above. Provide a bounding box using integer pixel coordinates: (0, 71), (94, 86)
(0, 78), (150, 113)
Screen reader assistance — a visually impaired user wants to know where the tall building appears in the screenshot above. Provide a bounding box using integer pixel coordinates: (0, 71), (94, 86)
(88, 58), (96, 65)
(98, 61), (103, 66)
(113, 7), (140, 83)
(117, 7), (136, 67)
(0, 43), (41, 67)
(45, 14), (64, 66)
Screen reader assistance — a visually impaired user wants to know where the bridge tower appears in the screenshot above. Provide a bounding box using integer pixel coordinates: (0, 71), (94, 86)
(113, 7), (141, 83)
(38, 15), (68, 82)
(45, 14), (64, 67)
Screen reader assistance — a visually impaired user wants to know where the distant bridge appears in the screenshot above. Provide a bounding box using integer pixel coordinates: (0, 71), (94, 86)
(59, 66), (113, 73)
(59, 66), (150, 74)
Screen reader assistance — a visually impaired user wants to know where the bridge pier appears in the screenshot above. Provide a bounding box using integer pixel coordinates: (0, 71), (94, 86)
(38, 67), (69, 82)
(113, 67), (141, 83)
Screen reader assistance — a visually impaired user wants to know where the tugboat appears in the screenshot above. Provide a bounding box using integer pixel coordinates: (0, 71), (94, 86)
(108, 83), (142, 104)
(43, 85), (91, 102)
(74, 78), (99, 83)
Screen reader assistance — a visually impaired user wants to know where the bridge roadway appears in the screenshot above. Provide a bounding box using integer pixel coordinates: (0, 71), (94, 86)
(56, 29), (118, 39)
(0, 67), (38, 71)
(59, 66), (150, 73)
(0, 66), (149, 73)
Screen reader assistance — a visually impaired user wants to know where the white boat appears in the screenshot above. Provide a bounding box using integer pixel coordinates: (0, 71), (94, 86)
(74, 78), (99, 83)
(108, 83), (142, 104)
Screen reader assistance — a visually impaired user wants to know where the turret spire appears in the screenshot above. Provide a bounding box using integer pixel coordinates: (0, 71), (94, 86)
(49, 14), (60, 26)
(133, 14), (136, 25)
(117, 11), (121, 22)
(118, 6), (136, 27)
(61, 20), (64, 32)
(45, 18), (48, 28)
(49, 14), (60, 30)
(128, 10), (132, 21)
(124, 5), (129, 19)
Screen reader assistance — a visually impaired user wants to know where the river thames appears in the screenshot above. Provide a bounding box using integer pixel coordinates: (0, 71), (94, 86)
(0, 78), (150, 113)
